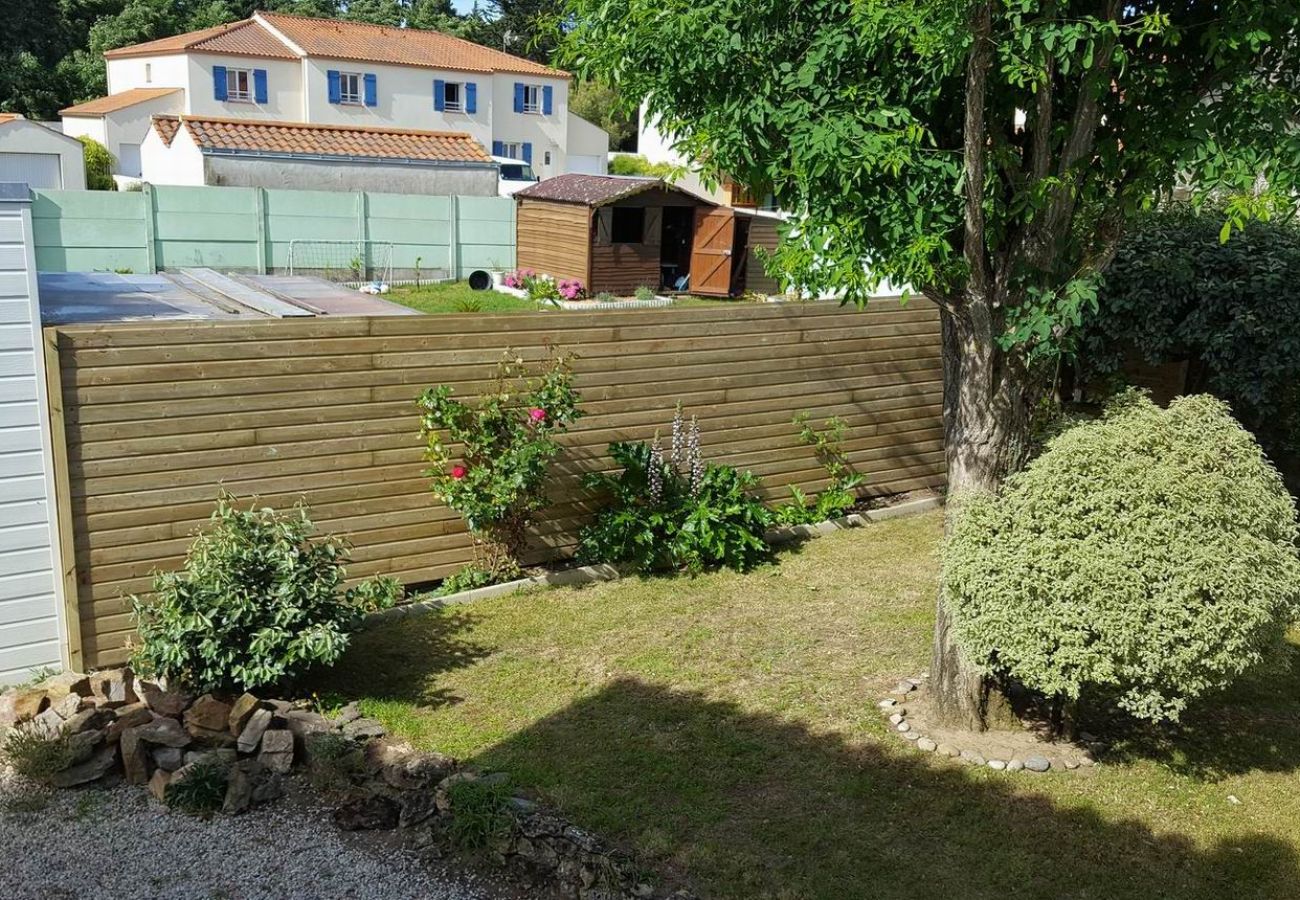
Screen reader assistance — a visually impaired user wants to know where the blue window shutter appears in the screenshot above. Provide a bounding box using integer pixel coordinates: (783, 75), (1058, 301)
(364, 73), (378, 107)
(327, 70), (341, 104)
(465, 82), (477, 114)
(213, 65), (228, 101)
(492, 140), (504, 157)
(513, 83), (525, 113)
(542, 85), (553, 115)
(522, 142), (532, 164)
(433, 79), (445, 112)
(253, 69), (268, 104)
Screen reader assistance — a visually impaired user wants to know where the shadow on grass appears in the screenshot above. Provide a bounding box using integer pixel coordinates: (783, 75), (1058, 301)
(472, 677), (1300, 900)
(1102, 640), (1300, 780)
(304, 608), (491, 709)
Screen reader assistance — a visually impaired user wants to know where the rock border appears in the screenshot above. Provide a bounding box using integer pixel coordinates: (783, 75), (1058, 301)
(877, 674), (1107, 774)
(367, 494), (945, 628)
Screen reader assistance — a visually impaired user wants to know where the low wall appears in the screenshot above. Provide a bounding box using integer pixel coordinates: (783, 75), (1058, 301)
(45, 301), (946, 667)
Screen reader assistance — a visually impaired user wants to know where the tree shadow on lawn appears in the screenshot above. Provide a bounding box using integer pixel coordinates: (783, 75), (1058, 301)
(304, 607), (491, 709)
(1100, 639), (1300, 780)
(472, 677), (1300, 900)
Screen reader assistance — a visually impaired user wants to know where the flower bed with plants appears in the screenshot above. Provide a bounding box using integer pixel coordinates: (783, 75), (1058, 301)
(494, 270), (673, 309)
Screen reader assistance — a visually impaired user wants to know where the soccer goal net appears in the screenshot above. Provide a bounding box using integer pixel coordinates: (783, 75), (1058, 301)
(287, 240), (394, 286)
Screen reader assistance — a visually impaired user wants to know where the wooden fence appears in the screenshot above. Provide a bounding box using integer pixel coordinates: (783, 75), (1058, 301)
(45, 302), (946, 667)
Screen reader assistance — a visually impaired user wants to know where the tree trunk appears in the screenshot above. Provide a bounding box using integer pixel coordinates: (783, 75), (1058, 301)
(928, 297), (1033, 731)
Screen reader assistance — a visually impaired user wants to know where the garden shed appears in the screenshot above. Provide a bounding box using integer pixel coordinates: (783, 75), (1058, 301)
(514, 173), (758, 297)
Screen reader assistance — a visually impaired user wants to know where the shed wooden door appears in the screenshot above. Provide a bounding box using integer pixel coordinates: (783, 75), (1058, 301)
(689, 207), (735, 296)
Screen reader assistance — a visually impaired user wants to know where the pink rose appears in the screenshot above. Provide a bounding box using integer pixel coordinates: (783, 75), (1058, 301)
(529, 408), (546, 423)
(451, 465), (467, 479)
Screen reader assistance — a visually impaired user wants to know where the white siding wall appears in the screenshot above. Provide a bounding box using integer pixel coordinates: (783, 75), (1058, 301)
(186, 52), (305, 121)
(103, 92), (185, 179)
(0, 189), (67, 686)
(106, 54), (191, 97)
(140, 124), (206, 186)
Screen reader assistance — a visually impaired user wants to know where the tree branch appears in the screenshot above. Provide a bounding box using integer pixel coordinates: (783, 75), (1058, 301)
(962, 0), (994, 301)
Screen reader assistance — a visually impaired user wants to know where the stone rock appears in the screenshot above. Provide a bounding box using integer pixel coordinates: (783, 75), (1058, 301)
(139, 681), (193, 718)
(40, 671), (91, 701)
(902, 731), (920, 741)
(62, 706), (116, 737)
(66, 729), (103, 766)
(936, 743), (960, 758)
(148, 768), (171, 802)
(1024, 755), (1051, 773)
(435, 770), (480, 813)
(265, 699), (294, 714)
(51, 746), (118, 788)
(398, 789), (439, 828)
(1078, 754), (1096, 768)
(89, 669), (136, 708)
(105, 703), (151, 741)
(1006, 759), (1024, 772)
(133, 715), (191, 748)
(227, 693), (262, 736)
(152, 746), (184, 772)
(11, 688), (48, 724)
(1063, 758), (1080, 770)
(258, 729), (294, 774)
(988, 759), (1007, 771)
(252, 772), (284, 805)
(52, 691), (85, 720)
(284, 710), (332, 749)
(223, 763), (257, 815)
(184, 695), (232, 739)
(896, 722), (910, 733)
(365, 740), (455, 791)
(334, 702), (362, 726)
(892, 681), (916, 695)
(31, 707), (66, 738)
(334, 794), (400, 831)
(120, 727), (152, 785)
(507, 796), (539, 816)
(888, 713), (905, 725)
(959, 750), (986, 766)
(237, 708), (273, 753)
(184, 748), (238, 768)
(342, 717), (385, 742)
(916, 738), (937, 752)
(877, 699), (897, 709)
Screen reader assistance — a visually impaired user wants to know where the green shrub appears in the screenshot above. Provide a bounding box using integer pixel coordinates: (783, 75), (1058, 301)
(1, 725), (77, 781)
(633, 285), (657, 302)
(609, 154), (674, 178)
(131, 494), (403, 693)
(445, 776), (513, 849)
(164, 762), (229, 815)
(76, 136), (116, 191)
(944, 391), (1300, 722)
(1079, 206), (1300, 463)
(418, 351), (582, 583)
(579, 407), (771, 573)
(774, 413), (864, 525)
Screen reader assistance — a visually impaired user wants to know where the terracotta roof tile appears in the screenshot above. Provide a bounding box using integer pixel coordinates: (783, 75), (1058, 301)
(104, 19), (298, 60)
(60, 88), (183, 117)
(258, 11), (563, 76)
(153, 115), (493, 164)
(516, 174), (697, 206)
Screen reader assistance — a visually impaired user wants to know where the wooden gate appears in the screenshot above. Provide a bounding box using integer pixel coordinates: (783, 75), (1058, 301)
(689, 207), (736, 296)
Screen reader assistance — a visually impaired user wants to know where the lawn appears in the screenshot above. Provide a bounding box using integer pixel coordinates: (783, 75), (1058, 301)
(387, 280), (762, 314)
(308, 511), (1300, 900)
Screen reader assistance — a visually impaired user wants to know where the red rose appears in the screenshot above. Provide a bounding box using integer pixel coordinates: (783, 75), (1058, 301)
(529, 408), (547, 423)
(451, 465), (467, 479)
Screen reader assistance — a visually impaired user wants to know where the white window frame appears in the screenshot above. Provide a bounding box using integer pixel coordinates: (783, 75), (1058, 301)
(442, 81), (463, 112)
(499, 141), (523, 160)
(522, 84), (541, 114)
(339, 72), (363, 105)
(145, 63), (152, 84)
(226, 67), (253, 102)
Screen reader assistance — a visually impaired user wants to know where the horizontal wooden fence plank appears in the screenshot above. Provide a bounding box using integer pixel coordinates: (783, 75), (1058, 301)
(49, 302), (946, 667)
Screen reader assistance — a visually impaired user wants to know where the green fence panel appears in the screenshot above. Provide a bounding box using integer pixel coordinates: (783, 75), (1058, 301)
(31, 190), (150, 274)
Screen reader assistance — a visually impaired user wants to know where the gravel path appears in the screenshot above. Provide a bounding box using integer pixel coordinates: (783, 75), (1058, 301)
(0, 771), (514, 900)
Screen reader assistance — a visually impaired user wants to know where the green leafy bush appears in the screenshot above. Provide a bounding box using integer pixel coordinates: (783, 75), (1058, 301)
(633, 285), (657, 302)
(944, 391), (1300, 722)
(419, 351), (582, 585)
(1, 725), (77, 781)
(164, 761), (229, 815)
(1079, 207), (1300, 462)
(76, 136), (115, 191)
(609, 154), (675, 178)
(131, 495), (403, 693)
(774, 412), (865, 525)
(445, 776), (513, 849)
(579, 408), (771, 573)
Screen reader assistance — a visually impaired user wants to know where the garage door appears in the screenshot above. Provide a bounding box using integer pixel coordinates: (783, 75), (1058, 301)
(0, 153), (62, 189)
(566, 155), (606, 175)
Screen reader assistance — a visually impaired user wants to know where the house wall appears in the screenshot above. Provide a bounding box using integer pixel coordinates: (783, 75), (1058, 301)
(48, 301), (946, 667)
(0, 121), (87, 191)
(490, 74), (569, 178)
(106, 54), (190, 96)
(203, 154), (497, 197)
(0, 187), (73, 684)
(185, 52), (305, 121)
(140, 124), (206, 186)
(566, 113), (609, 175)
(102, 92), (185, 180)
(516, 199), (589, 283)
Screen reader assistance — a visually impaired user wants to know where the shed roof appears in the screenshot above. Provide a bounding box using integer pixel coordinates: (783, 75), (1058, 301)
(514, 174), (712, 207)
(60, 87), (182, 118)
(152, 115), (493, 165)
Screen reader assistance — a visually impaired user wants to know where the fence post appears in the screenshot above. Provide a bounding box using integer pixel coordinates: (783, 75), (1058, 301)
(253, 187), (268, 274)
(141, 183), (157, 274)
(447, 194), (459, 281)
(357, 191), (368, 274)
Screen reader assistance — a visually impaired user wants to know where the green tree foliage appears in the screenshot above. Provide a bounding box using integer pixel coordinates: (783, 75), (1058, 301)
(1079, 207), (1300, 466)
(607, 154), (673, 178)
(944, 391), (1300, 722)
(569, 80), (636, 150)
(565, 0), (1300, 728)
(131, 495), (402, 693)
(77, 136), (116, 191)
(464, 0), (567, 63)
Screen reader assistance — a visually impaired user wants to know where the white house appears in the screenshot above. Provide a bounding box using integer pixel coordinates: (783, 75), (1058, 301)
(0, 115), (86, 191)
(60, 11), (608, 188)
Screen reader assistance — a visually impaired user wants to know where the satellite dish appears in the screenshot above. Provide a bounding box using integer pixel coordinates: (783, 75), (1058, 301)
(503, 29), (518, 47)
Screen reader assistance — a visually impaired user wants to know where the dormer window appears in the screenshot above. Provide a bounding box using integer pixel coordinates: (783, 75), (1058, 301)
(226, 68), (253, 102)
